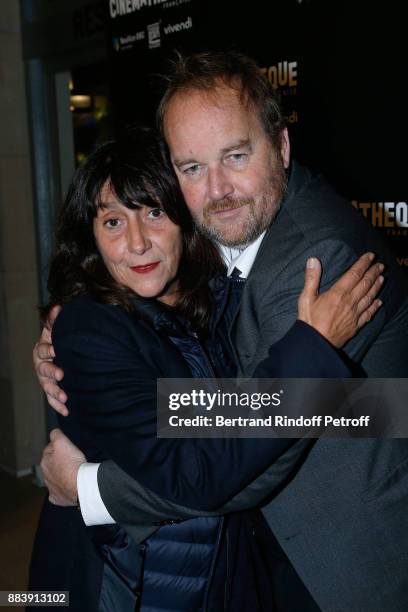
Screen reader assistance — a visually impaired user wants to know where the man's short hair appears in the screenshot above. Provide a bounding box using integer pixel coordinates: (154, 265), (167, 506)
(157, 50), (286, 148)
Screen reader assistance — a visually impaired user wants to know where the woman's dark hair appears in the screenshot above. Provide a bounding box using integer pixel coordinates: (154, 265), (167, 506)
(45, 127), (224, 330)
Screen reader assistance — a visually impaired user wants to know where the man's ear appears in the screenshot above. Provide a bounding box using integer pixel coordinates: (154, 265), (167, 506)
(280, 128), (291, 169)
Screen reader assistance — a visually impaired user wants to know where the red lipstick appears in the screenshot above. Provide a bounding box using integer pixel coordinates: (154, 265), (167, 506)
(130, 262), (160, 274)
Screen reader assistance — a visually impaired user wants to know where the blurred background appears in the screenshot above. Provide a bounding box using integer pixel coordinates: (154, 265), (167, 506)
(0, 0), (406, 597)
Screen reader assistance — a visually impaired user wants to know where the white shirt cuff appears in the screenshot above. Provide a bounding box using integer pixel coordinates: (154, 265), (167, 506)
(77, 462), (116, 526)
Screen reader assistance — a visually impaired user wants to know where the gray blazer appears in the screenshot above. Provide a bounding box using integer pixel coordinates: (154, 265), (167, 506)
(98, 162), (408, 612)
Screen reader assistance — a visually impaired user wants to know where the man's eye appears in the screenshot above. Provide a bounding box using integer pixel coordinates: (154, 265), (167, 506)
(147, 207), (166, 220)
(182, 164), (201, 176)
(228, 153), (247, 163)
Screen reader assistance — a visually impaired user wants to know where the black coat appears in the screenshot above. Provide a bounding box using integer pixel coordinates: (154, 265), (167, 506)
(29, 294), (350, 611)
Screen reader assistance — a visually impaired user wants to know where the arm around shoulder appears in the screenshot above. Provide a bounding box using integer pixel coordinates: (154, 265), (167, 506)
(53, 297), (299, 511)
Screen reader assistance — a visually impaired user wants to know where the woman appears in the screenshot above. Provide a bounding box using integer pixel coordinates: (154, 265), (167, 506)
(29, 127), (382, 611)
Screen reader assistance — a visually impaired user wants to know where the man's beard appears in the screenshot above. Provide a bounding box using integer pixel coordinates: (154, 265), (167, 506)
(194, 159), (287, 248)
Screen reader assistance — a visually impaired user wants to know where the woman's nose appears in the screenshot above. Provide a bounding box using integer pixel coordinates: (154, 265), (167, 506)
(127, 218), (151, 254)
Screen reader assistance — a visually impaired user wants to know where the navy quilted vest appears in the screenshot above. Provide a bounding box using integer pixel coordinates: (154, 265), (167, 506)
(140, 517), (222, 612)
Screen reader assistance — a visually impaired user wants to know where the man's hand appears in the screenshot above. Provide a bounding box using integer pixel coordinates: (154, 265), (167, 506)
(40, 429), (86, 506)
(298, 252), (384, 348)
(33, 305), (68, 416)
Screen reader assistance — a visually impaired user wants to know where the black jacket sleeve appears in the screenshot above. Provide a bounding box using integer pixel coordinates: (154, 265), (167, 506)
(254, 319), (351, 378)
(55, 297), (350, 511)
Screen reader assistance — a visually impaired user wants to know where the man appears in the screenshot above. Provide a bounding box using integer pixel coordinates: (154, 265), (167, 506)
(35, 52), (408, 611)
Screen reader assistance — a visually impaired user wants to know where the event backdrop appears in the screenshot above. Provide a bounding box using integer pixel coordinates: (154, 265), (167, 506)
(106, 0), (407, 270)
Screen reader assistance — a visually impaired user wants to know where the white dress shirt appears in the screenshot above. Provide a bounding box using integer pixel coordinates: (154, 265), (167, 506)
(218, 231), (266, 278)
(77, 231), (266, 525)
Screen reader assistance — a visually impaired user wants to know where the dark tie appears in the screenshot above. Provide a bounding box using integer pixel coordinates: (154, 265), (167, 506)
(206, 268), (246, 377)
(225, 267), (245, 327)
(230, 266), (243, 279)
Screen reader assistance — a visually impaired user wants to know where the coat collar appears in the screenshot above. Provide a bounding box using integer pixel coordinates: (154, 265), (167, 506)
(130, 295), (188, 337)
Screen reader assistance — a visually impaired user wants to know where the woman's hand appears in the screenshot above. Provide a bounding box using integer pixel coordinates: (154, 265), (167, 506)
(298, 253), (384, 348)
(33, 305), (68, 416)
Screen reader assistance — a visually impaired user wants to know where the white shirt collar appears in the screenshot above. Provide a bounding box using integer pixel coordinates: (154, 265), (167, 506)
(218, 231), (266, 279)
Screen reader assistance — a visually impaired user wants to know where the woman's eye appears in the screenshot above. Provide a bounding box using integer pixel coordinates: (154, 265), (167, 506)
(104, 218), (121, 228)
(147, 208), (166, 220)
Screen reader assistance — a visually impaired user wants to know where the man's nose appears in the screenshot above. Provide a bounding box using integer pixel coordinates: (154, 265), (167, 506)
(207, 167), (234, 201)
(127, 218), (151, 254)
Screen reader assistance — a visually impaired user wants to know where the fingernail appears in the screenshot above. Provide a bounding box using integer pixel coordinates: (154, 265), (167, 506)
(368, 252), (375, 261)
(307, 257), (318, 269)
(379, 275), (384, 284)
(378, 263), (385, 272)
